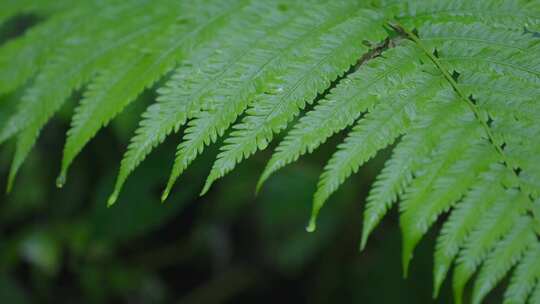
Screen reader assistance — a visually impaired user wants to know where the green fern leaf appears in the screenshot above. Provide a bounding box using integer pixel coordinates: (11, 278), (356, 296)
(0, 0), (162, 143)
(3, 1), (177, 191)
(257, 45), (420, 193)
(361, 95), (469, 250)
(400, 136), (497, 276)
(112, 0), (316, 203)
(201, 9), (387, 195)
(472, 216), (536, 304)
(107, 0), (271, 203)
(0, 2), (538, 302)
(59, 0), (242, 186)
(503, 242), (540, 304)
(382, 0), (540, 30)
(309, 68), (444, 232)
(452, 189), (528, 303)
(162, 2), (379, 199)
(432, 165), (508, 297)
(0, 1), (133, 96)
(529, 281), (540, 304)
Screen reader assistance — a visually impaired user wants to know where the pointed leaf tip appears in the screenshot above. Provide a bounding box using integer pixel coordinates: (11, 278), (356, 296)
(432, 286), (440, 300)
(307, 202), (323, 233)
(360, 221), (376, 251)
(56, 173), (66, 188)
(256, 167), (273, 195)
(107, 192), (118, 207)
(161, 189), (170, 203)
(6, 179), (13, 194)
(306, 218), (317, 233)
(433, 267), (447, 299)
(163, 177), (175, 201)
(254, 177), (265, 195)
(200, 176), (215, 196)
(359, 233), (368, 251)
(402, 250), (412, 279)
(401, 229), (420, 279)
(6, 168), (17, 194)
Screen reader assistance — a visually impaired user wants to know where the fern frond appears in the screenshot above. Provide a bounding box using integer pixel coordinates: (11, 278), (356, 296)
(416, 21), (540, 198)
(530, 281), (540, 304)
(257, 45), (420, 193)
(1, 0), (161, 142)
(0, 0), (133, 96)
(391, 20), (540, 302)
(108, 0), (273, 203)
(112, 0), (321, 203)
(419, 21), (532, 53)
(3, 1), (184, 191)
(0, 2), (538, 302)
(400, 134), (497, 275)
(162, 2), (381, 199)
(492, 115), (540, 200)
(59, 0), (243, 186)
(432, 165), (508, 297)
(356, 16), (536, 297)
(381, 0), (540, 30)
(503, 242), (540, 304)
(419, 24), (540, 88)
(201, 9), (387, 195)
(361, 95), (469, 250)
(452, 189), (528, 303)
(309, 67), (445, 232)
(459, 73), (539, 125)
(472, 216), (536, 304)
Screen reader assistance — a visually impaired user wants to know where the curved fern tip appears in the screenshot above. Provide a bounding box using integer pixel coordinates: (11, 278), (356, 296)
(306, 220), (317, 233)
(56, 173), (66, 188)
(360, 222), (376, 251)
(5, 179), (13, 194)
(254, 176), (266, 195)
(162, 179), (175, 200)
(107, 192), (118, 207)
(433, 268), (446, 299)
(359, 233), (369, 251)
(307, 200), (324, 233)
(160, 189), (170, 203)
(402, 253), (412, 279)
(256, 166), (274, 195)
(200, 177), (215, 196)
(432, 285), (440, 300)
